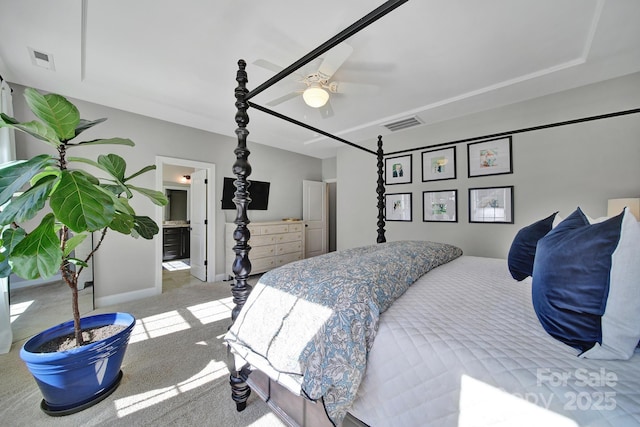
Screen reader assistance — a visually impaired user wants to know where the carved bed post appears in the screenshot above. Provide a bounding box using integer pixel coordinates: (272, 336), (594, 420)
(376, 135), (386, 243)
(229, 59), (253, 411)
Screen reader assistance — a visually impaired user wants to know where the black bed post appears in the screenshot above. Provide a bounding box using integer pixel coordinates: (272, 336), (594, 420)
(229, 58), (253, 412)
(376, 135), (386, 243)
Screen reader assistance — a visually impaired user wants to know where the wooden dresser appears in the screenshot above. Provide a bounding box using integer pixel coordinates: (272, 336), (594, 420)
(225, 220), (305, 279)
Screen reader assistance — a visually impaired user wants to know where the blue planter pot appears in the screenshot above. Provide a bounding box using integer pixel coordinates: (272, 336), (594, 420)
(19, 312), (136, 416)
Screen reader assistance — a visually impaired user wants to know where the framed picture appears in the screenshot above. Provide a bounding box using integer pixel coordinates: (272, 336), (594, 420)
(423, 190), (457, 222)
(385, 154), (412, 185)
(385, 192), (412, 221)
(469, 186), (514, 223)
(422, 147), (456, 182)
(467, 136), (513, 177)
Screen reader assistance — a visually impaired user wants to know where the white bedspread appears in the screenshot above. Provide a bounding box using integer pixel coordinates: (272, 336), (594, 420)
(348, 256), (640, 427)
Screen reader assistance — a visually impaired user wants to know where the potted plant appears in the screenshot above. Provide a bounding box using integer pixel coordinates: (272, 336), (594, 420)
(0, 88), (167, 415)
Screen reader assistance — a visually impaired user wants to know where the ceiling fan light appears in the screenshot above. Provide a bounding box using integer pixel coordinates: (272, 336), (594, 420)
(303, 84), (329, 108)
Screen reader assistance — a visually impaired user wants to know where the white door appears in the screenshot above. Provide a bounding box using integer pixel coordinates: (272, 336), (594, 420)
(190, 169), (207, 281)
(303, 180), (328, 258)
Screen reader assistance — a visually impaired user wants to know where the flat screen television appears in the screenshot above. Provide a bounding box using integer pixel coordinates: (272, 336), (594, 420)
(221, 177), (270, 210)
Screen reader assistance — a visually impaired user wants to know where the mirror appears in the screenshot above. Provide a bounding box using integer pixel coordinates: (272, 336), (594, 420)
(9, 234), (94, 343)
(164, 187), (190, 222)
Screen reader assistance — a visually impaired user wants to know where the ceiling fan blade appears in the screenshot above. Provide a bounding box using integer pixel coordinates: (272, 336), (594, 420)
(266, 91), (301, 107)
(330, 81), (379, 95)
(253, 59), (285, 73)
(318, 43), (353, 80)
(319, 100), (334, 119)
(253, 58), (321, 81)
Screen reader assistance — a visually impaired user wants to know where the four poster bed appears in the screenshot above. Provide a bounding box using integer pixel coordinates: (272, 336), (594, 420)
(224, 1), (640, 426)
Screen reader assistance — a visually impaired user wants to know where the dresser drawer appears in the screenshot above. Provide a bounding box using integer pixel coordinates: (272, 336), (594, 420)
(288, 223), (303, 232)
(252, 257), (276, 272)
(251, 234), (276, 247)
(260, 224), (290, 235)
(225, 221), (305, 278)
(275, 231), (302, 244)
(276, 241), (302, 255)
(247, 224), (261, 235)
(276, 252), (303, 266)
(252, 245), (275, 259)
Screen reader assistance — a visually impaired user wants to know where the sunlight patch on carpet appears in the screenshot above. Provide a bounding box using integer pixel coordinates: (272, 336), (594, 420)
(128, 297), (236, 344)
(130, 310), (190, 343)
(247, 414), (285, 426)
(162, 260), (190, 271)
(187, 297), (234, 324)
(114, 359), (229, 417)
(9, 300), (34, 323)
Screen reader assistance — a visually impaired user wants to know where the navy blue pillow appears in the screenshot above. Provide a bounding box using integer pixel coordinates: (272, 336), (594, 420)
(531, 208), (624, 352)
(507, 212), (558, 281)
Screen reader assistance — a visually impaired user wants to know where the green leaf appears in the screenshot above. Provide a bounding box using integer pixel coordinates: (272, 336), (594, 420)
(0, 228), (26, 278)
(67, 156), (102, 170)
(74, 118), (107, 137)
(125, 165), (156, 182)
(63, 233), (88, 257)
(0, 155), (55, 207)
(68, 156), (130, 195)
(73, 169), (100, 185)
(30, 169), (61, 186)
(0, 114), (60, 146)
(10, 213), (62, 280)
(102, 183), (129, 197)
(0, 174), (58, 225)
(49, 171), (116, 233)
(133, 215), (159, 239)
(98, 154), (126, 181)
(109, 210), (135, 234)
(74, 137), (135, 147)
(110, 197), (136, 234)
(128, 185), (169, 206)
(114, 197), (135, 215)
(67, 257), (89, 268)
(24, 88), (79, 141)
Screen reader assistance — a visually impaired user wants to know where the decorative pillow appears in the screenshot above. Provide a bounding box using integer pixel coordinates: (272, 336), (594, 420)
(507, 212), (558, 281)
(532, 207), (640, 359)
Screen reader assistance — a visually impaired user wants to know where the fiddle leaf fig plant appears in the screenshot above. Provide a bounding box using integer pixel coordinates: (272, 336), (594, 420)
(0, 88), (167, 346)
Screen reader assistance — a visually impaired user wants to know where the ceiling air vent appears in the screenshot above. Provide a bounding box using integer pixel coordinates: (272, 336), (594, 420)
(382, 116), (423, 132)
(28, 47), (55, 71)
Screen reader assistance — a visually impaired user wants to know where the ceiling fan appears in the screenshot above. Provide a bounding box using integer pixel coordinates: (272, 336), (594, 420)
(253, 43), (360, 118)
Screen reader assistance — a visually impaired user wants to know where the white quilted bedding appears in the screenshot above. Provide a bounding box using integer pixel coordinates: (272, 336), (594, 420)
(348, 256), (640, 427)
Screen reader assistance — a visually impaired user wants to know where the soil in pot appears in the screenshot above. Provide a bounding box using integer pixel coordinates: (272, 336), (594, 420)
(34, 325), (126, 353)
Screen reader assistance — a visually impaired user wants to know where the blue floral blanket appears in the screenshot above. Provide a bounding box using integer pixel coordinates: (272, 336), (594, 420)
(225, 240), (462, 425)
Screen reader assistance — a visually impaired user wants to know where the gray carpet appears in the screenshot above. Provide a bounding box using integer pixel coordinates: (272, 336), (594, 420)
(0, 279), (285, 427)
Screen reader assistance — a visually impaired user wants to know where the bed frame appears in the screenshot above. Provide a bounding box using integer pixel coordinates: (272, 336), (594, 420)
(227, 1), (408, 421)
(226, 1), (640, 425)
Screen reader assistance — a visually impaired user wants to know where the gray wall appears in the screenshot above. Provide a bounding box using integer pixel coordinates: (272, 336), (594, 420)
(11, 84), (322, 303)
(337, 72), (640, 258)
(322, 157), (337, 180)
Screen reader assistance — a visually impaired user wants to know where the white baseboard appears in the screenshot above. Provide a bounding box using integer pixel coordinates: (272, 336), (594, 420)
(214, 273), (228, 282)
(9, 274), (62, 290)
(94, 286), (160, 309)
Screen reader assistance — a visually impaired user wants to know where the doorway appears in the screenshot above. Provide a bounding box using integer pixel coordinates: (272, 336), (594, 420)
(327, 181), (337, 253)
(155, 156), (216, 295)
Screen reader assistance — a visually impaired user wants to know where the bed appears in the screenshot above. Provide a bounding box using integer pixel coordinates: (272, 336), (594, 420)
(226, 250), (640, 426)
(224, 1), (640, 426)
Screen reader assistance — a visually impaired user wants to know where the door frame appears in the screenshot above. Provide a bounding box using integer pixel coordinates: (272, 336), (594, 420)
(155, 156), (216, 294)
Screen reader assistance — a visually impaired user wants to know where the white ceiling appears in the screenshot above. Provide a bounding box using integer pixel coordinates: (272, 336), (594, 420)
(1, 0), (639, 159)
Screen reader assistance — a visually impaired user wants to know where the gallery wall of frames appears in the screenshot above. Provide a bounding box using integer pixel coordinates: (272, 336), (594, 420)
(384, 136), (514, 224)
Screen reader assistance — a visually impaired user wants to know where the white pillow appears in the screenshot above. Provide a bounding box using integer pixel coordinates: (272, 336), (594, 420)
(580, 207), (640, 359)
